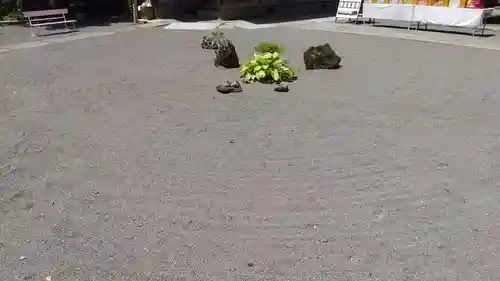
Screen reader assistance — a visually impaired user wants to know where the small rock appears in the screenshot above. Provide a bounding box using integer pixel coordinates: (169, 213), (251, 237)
(229, 140), (235, 144)
(45, 276), (52, 281)
(24, 202), (34, 210)
(436, 163), (448, 170)
(22, 273), (35, 280)
(247, 262), (254, 267)
(20, 256), (27, 261)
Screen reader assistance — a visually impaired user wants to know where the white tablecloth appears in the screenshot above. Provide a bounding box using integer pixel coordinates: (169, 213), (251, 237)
(413, 6), (494, 28)
(363, 3), (493, 28)
(363, 3), (416, 21)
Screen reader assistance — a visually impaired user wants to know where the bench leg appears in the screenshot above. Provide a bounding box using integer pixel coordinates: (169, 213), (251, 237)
(30, 27), (37, 37)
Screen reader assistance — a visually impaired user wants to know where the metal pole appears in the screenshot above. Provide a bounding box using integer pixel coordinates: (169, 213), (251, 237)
(132, 0), (138, 23)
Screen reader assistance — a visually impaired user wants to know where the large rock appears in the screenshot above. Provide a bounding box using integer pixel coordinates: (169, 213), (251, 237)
(214, 39), (240, 69)
(303, 43), (341, 70)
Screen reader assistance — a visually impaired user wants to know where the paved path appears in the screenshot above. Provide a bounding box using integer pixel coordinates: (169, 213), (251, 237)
(1, 27), (500, 281)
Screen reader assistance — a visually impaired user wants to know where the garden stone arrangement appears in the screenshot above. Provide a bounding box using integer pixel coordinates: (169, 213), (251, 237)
(214, 39), (239, 69)
(200, 29), (240, 69)
(200, 29), (342, 94)
(304, 43), (342, 70)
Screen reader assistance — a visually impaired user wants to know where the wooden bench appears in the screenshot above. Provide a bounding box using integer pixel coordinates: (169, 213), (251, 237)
(23, 9), (76, 37)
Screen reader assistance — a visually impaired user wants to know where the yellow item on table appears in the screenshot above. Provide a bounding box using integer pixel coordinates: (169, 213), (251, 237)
(425, 0), (450, 5)
(400, 0), (417, 4)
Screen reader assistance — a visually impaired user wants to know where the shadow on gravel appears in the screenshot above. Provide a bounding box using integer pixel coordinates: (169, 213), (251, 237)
(223, 2), (338, 24)
(486, 14), (500, 25)
(71, 14), (132, 28)
(244, 3), (338, 25)
(32, 14), (132, 36)
(0, 13), (132, 47)
(34, 28), (80, 37)
(166, 1), (338, 24)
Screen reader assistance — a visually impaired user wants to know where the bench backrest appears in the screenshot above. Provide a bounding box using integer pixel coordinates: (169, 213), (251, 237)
(23, 9), (68, 18)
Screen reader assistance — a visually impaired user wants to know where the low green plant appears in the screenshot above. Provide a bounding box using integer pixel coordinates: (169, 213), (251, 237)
(1, 11), (20, 21)
(240, 51), (296, 84)
(211, 28), (224, 39)
(254, 42), (286, 54)
(0, 1), (21, 21)
(209, 27), (225, 44)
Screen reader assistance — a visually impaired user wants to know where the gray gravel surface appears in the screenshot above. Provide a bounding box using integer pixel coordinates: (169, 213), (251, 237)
(2, 27), (500, 281)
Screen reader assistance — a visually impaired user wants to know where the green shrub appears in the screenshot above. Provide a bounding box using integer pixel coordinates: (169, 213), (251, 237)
(0, 0), (21, 21)
(240, 51), (296, 84)
(1, 10), (21, 21)
(254, 42), (286, 54)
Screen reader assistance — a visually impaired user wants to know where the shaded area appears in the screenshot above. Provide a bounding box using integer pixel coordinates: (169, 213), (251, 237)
(153, 0), (339, 23)
(0, 0), (133, 45)
(224, 0), (339, 23)
(486, 7), (500, 25)
(0, 19), (133, 47)
(9, 0), (131, 26)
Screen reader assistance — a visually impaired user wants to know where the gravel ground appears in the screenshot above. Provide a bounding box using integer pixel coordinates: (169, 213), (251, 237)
(2, 27), (500, 281)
